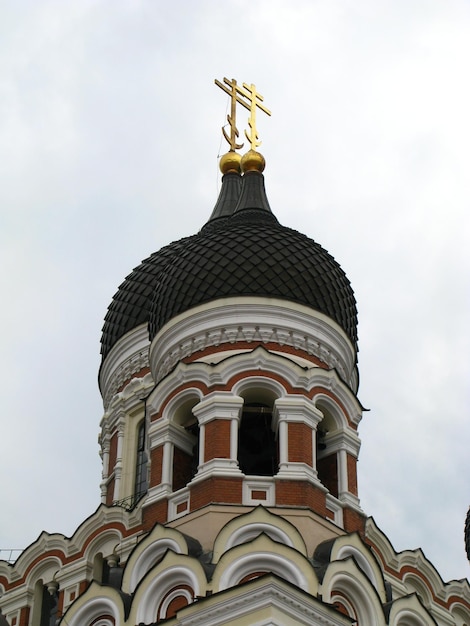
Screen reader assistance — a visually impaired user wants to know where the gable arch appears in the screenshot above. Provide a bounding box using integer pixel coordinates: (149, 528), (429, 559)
(212, 534), (317, 594)
(322, 534), (386, 600)
(314, 394), (348, 432)
(212, 506), (307, 562)
(232, 376), (285, 406)
(451, 603), (470, 626)
(388, 594), (437, 626)
(25, 556), (62, 592)
(403, 574), (432, 608)
(131, 551), (206, 625)
(162, 388), (203, 427)
(336, 545), (378, 589)
(122, 524), (191, 594)
(321, 557), (385, 626)
(83, 528), (122, 567)
(61, 584), (123, 626)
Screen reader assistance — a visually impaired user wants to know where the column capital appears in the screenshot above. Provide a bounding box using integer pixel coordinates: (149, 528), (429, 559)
(274, 396), (323, 427)
(193, 394), (244, 425)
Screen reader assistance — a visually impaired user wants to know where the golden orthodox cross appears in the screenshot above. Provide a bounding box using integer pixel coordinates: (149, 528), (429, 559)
(215, 77), (271, 151)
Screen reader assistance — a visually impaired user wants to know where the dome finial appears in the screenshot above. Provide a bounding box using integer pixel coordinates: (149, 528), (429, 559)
(219, 150), (242, 174)
(215, 77), (271, 174)
(241, 149), (265, 173)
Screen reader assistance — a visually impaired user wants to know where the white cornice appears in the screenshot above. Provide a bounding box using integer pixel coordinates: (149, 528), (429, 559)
(99, 324), (151, 408)
(177, 574), (348, 626)
(146, 347), (362, 428)
(149, 297), (357, 390)
(365, 517), (470, 605)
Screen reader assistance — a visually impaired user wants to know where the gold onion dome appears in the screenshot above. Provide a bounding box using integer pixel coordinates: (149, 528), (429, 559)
(219, 151), (242, 174)
(241, 149), (265, 173)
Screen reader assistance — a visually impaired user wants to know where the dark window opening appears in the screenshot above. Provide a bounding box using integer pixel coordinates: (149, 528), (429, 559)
(172, 422), (199, 491)
(187, 422), (200, 482)
(134, 421), (148, 501)
(238, 403), (277, 476)
(40, 585), (58, 626)
(316, 428), (338, 497)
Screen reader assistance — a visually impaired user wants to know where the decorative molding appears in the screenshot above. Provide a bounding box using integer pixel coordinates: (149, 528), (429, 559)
(326, 495), (344, 528)
(168, 489), (191, 522)
(147, 346), (363, 430)
(192, 458), (243, 482)
(242, 478), (276, 507)
(176, 575), (348, 626)
(149, 298), (357, 390)
(99, 324), (152, 408)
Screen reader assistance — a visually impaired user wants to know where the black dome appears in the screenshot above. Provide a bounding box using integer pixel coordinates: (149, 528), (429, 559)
(148, 205), (358, 347)
(100, 236), (196, 359)
(101, 169), (358, 361)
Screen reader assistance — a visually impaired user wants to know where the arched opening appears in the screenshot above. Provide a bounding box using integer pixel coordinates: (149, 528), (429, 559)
(315, 401), (340, 497)
(134, 420), (148, 504)
(238, 402), (278, 476)
(403, 575), (432, 609)
(172, 396), (200, 491)
(31, 580), (59, 626)
(93, 553), (107, 583)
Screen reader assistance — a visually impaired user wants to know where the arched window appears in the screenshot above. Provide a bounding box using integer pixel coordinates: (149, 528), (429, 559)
(134, 421), (148, 502)
(171, 396), (200, 491)
(32, 581), (59, 626)
(238, 402), (278, 476)
(315, 401), (340, 497)
(173, 421), (199, 491)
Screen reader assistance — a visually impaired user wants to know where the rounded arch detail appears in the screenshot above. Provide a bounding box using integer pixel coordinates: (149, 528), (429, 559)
(313, 393), (349, 432)
(321, 558), (385, 626)
(162, 388), (204, 426)
(83, 529), (123, 566)
(132, 552), (206, 625)
(121, 525), (191, 594)
(62, 589), (122, 626)
(335, 543), (382, 594)
(212, 534), (317, 594)
(128, 538), (183, 593)
(403, 573), (432, 608)
(25, 555), (62, 592)
(135, 566), (198, 624)
(212, 507), (307, 562)
(218, 550), (308, 591)
(388, 594), (436, 626)
(232, 376), (286, 405)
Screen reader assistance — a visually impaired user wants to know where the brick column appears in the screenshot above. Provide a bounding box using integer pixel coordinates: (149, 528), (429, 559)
(192, 394), (244, 481)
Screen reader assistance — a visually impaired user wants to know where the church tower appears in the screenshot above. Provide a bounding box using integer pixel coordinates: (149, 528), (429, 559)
(98, 78), (363, 537)
(1, 79), (469, 626)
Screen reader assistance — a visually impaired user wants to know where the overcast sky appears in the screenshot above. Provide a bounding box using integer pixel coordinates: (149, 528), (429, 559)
(1, 0), (469, 583)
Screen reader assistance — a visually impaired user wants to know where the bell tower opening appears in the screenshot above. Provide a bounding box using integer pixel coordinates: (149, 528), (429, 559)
(238, 402), (278, 476)
(172, 397), (200, 491)
(316, 403), (339, 497)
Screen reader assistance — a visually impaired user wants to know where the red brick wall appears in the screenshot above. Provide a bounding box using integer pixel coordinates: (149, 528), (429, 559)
(78, 580), (88, 595)
(288, 422), (312, 464)
(142, 499), (169, 530)
(19, 607), (29, 626)
(276, 480), (327, 515)
(108, 431), (118, 475)
(343, 507), (366, 537)
(190, 477), (243, 510)
(204, 419), (231, 460)
(347, 453), (358, 496)
(105, 477), (115, 506)
(150, 445), (164, 486)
